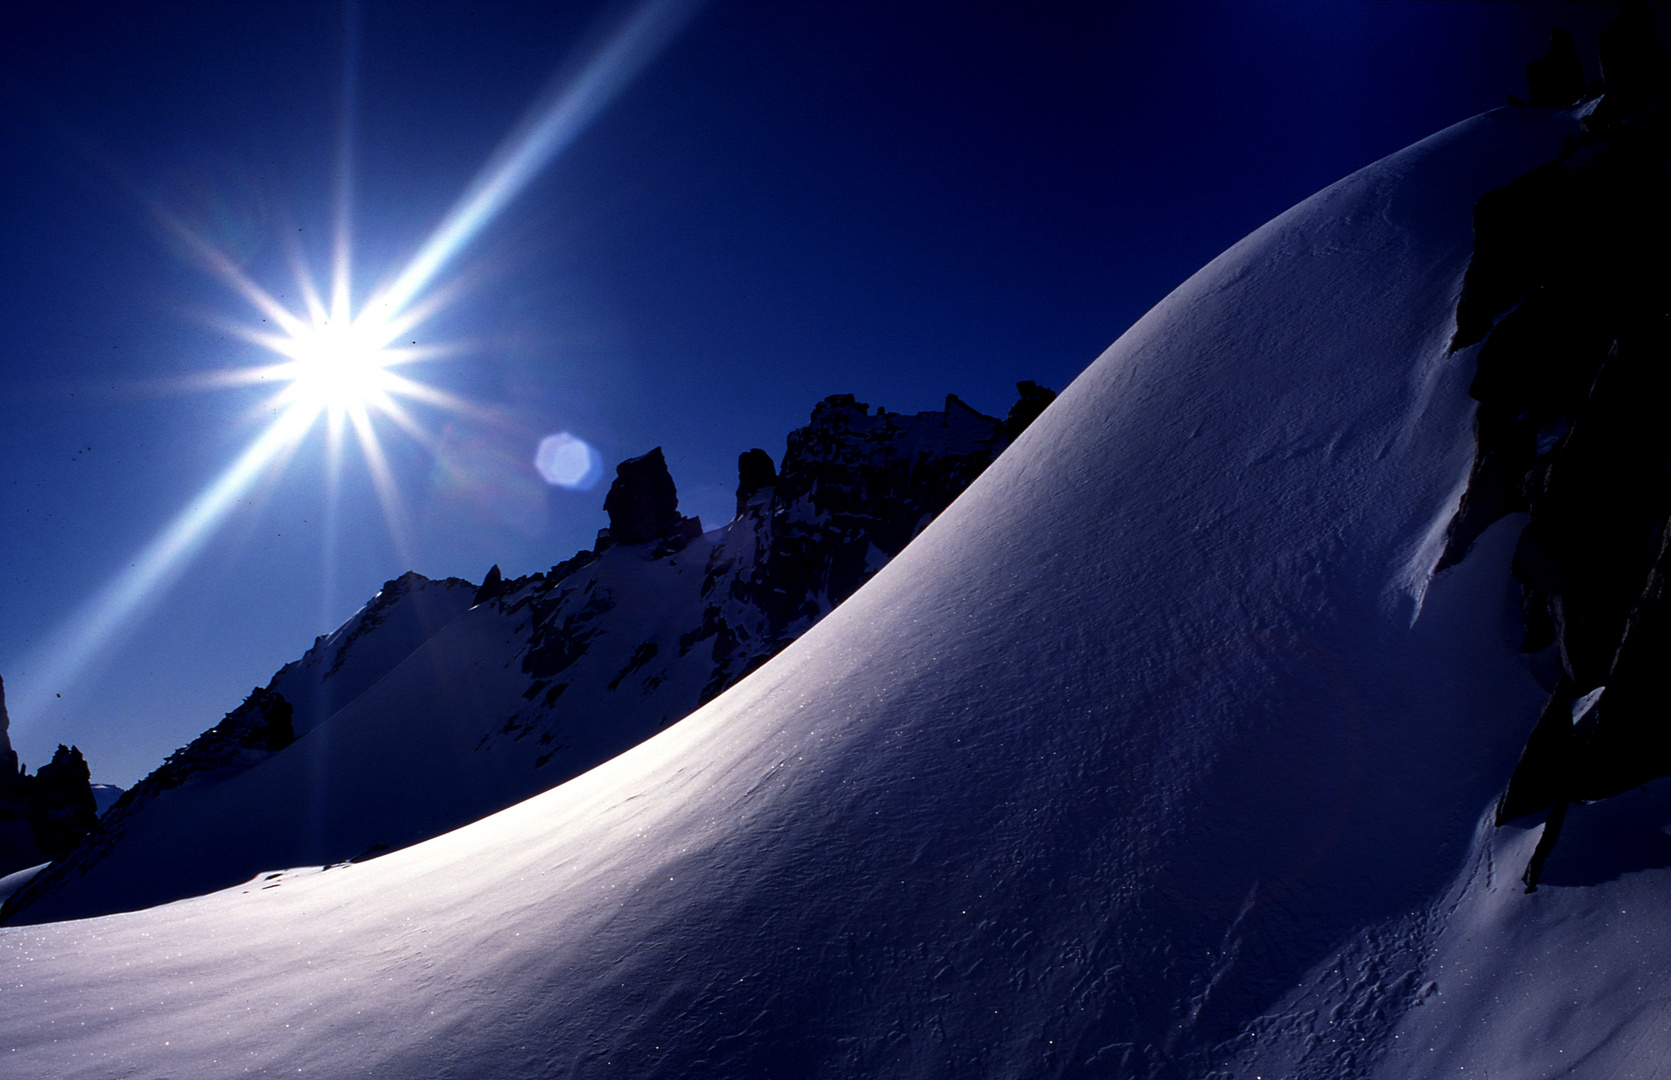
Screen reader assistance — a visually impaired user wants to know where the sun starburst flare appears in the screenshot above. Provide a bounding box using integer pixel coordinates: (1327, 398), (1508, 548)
(8, 0), (700, 730)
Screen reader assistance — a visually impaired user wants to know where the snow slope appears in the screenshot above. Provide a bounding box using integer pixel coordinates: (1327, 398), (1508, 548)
(3, 106), (1646, 1079)
(5, 396), (1012, 924)
(268, 571), (481, 740)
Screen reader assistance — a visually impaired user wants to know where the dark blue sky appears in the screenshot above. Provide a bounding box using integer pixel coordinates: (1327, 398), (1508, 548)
(0, 1), (1631, 785)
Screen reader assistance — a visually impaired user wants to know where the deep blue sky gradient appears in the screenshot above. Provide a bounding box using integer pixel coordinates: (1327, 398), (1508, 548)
(0, 1), (1636, 784)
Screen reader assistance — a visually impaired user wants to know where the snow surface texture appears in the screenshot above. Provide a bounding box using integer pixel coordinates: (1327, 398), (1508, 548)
(4, 396), (1011, 924)
(3, 107), (1649, 1079)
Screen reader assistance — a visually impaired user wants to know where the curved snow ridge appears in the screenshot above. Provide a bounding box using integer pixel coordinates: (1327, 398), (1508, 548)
(0, 106), (1589, 1079)
(270, 570), (480, 738)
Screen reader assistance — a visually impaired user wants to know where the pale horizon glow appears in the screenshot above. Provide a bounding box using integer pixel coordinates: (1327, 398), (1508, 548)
(8, 0), (699, 733)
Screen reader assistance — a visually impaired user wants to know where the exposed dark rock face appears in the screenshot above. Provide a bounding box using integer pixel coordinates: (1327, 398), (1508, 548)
(27, 746), (98, 860)
(129, 687), (296, 792)
(1443, 11), (1671, 888)
(0, 681), (33, 874)
(511, 387), (1038, 707)
(735, 448), (776, 516)
(322, 572), (442, 682)
(474, 564), (505, 605)
(520, 564), (611, 682)
(0, 676), (105, 878)
(685, 391), (1018, 701)
(501, 383), (1047, 719)
(600, 447), (686, 546)
(1522, 28), (1588, 107)
(1003, 380), (1058, 440)
(0, 675), (19, 798)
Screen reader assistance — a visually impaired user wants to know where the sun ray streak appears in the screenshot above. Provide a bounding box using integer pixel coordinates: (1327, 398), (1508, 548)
(367, 273), (476, 349)
(320, 408), (345, 633)
(346, 405), (416, 569)
(12, 0), (699, 734)
(154, 208), (310, 338)
(331, 3), (358, 328)
(373, 341), (473, 367)
(372, 396), (437, 449)
(367, 0), (700, 322)
(11, 402), (322, 724)
(284, 233), (331, 326)
(376, 371), (502, 422)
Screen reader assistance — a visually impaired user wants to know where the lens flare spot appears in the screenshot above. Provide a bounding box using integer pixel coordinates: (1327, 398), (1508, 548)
(534, 432), (603, 490)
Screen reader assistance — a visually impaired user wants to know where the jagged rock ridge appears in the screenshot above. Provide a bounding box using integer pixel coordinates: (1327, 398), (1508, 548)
(2, 384), (1052, 924)
(0, 677), (101, 879)
(684, 392), (1023, 699)
(1440, 8), (1671, 887)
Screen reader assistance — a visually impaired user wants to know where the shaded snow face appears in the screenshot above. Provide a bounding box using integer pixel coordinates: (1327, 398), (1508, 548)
(0, 108), (1585, 1080)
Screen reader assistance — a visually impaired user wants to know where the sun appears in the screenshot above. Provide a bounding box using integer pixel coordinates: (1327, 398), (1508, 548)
(10, 0), (702, 727)
(277, 318), (397, 414)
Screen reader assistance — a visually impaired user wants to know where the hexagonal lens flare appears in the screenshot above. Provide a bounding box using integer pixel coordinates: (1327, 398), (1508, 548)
(9, 0), (699, 728)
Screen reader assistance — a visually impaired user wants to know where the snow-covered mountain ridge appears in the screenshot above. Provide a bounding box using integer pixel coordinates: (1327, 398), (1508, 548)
(0, 103), (1622, 1079)
(2, 388), (1044, 925)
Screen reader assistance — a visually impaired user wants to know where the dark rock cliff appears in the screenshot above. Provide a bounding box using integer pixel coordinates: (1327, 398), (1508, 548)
(0, 676), (103, 879)
(510, 384), (1054, 711)
(598, 447), (700, 549)
(1443, 7), (1671, 887)
(685, 390), (1041, 701)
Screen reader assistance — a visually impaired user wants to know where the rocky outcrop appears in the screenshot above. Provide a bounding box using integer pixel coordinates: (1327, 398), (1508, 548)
(597, 447), (701, 549)
(0, 676), (104, 878)
(1518, 28), (1588, 108)
(515, 387), (1043, 705)
(474, 564), (506, 605)
(1443, 10), (1671, 887)
(470, 383), (1055, 759)
(683, 392), (1022, 699)
(1003, 380), (1057, 441)
(25, 746), (98, 861)
(0, 676), (19, 797)
(734, 448), (776, 515)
